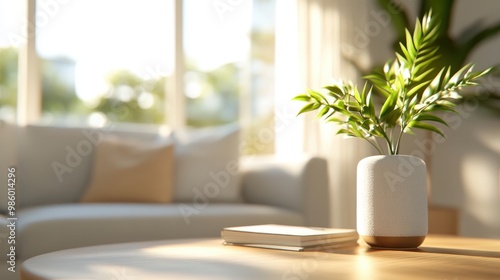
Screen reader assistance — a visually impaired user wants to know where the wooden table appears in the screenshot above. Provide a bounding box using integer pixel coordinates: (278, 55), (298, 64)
(20, 235), (500, 280)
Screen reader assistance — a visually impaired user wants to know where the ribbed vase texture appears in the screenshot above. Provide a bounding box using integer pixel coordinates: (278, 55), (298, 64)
(357, 155), (428, 248)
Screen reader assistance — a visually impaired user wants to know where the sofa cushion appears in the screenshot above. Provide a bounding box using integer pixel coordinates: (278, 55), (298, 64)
(80, 136), (174, 203)
(16, 203), (303, 259)
(0, 121), (17, 212)
(17, 125), (165, 208)
(173, 123), (242, 203)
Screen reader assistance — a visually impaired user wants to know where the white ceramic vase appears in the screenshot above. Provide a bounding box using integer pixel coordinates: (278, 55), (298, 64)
(357, 155), (428, 248)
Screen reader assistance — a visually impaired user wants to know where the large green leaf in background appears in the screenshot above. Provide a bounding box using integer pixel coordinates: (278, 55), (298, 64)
(367, 0), (500, 111)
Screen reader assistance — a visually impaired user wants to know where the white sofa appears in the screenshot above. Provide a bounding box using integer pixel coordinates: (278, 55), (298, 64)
(0, 122), (330, 279)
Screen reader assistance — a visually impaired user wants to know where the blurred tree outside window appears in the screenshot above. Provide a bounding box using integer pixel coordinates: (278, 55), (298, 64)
(246, 0), (276, 154)
(0, 0), (22, 122)
(184, 0), (276, 154)
(36, 0), (171, 126)
(0, 47), (17, 122)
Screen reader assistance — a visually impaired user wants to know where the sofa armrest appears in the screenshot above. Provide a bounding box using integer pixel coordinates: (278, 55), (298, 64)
(240, 155), (330, 227)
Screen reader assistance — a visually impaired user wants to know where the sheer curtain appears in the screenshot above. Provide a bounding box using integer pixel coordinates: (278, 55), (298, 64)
(275, 0), (375, 228)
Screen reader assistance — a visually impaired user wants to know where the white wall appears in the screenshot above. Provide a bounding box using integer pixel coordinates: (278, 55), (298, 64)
(366, 0), (500, 238)
(432, 107), (500, 238)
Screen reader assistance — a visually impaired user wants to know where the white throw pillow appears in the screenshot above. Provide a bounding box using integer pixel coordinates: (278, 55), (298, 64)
(173, 123), (241, 203)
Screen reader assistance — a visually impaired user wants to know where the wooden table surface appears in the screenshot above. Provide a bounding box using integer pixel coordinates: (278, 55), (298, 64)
(20, 235), (500, 280)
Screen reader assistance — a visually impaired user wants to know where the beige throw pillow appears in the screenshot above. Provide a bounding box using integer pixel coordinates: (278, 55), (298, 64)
(81, 136), (174, 203)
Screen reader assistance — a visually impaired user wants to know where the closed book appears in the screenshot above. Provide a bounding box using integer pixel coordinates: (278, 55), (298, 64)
(221, 224), (358, 248)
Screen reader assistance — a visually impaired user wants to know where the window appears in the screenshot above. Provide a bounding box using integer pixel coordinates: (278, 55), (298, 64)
(183, 0), (251, 127)
(36, 0), (172, 126)
(8, 0), (276, 153)
(183, 0), (276, 152)
(0, 0), (22, 122)
(183, 0), (275, 125)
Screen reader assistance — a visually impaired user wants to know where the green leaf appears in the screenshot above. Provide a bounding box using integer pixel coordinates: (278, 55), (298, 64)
(414, 51), (440, 70)
(329, 104), (344, 113)
(416, 46), (439, 58)
(324, 109), (336, 120)
(347, 122), (365, 138)
(316, 106), (330, 118)
(421, 68), (445, 102)
(380, 91), (398, 120)
(336, 99), (345, 108)
(424, 25), (441, 43)
(384, 108), (402, 126)
(405, 29), (417, 60)
(408, 121), (446, 138)
(327, 117), (344, 123)
(395, 53), (408, 67)
(409, 94), (419, 108)
(364, 73), (385, 83)
(354, 87), (362, 103)
(403, 126), (415, 135)
(366, 87), (376, 116)
(436, 100), (458, 108)
(413, 113), (448, 126)
(406, 81), (430, 98)
(442, 67), (452, 88)
(423, 103), (458, 114)
(292, 94), (312, 102)
(446, 64), (470, 88)
(413, 19), (423, 48)
(346, 102), (362, 112)
(336, 128), (355, 137)
(324, 85), (344, 98)
(475, 67), (492, 78)
(366, 73), (393, 97)
(399, 43), (411, 62)
(297, 102), (321, 115)
(307, 89), (328, 103)
(412, 68), (435, 82)
(360, 82), (368, 104)
(346, 112), (364, 123)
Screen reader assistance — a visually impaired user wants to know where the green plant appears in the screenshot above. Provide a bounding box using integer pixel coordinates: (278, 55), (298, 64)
(293, 11), (491, 155)
(357, 0), (500, 110)
(377, 0), (500, 75)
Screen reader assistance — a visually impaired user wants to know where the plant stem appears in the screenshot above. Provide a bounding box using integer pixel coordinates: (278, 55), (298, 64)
(394, 127), (405, 155)
(376, 122), (395, 155)
(388, 126), (396, 155)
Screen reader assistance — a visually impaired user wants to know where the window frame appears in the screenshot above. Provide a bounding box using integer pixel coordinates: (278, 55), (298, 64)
(18, 0), (185, 129)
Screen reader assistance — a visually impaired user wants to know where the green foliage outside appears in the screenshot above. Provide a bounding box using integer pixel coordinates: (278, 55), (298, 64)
(0, 47), (17, 116)
(94, 69), (166, 124)
(185, 63), (240, 127)
(41, 58), (86, 117)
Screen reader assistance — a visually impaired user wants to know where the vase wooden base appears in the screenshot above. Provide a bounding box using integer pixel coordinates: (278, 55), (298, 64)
(361, 235), (426, 249)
